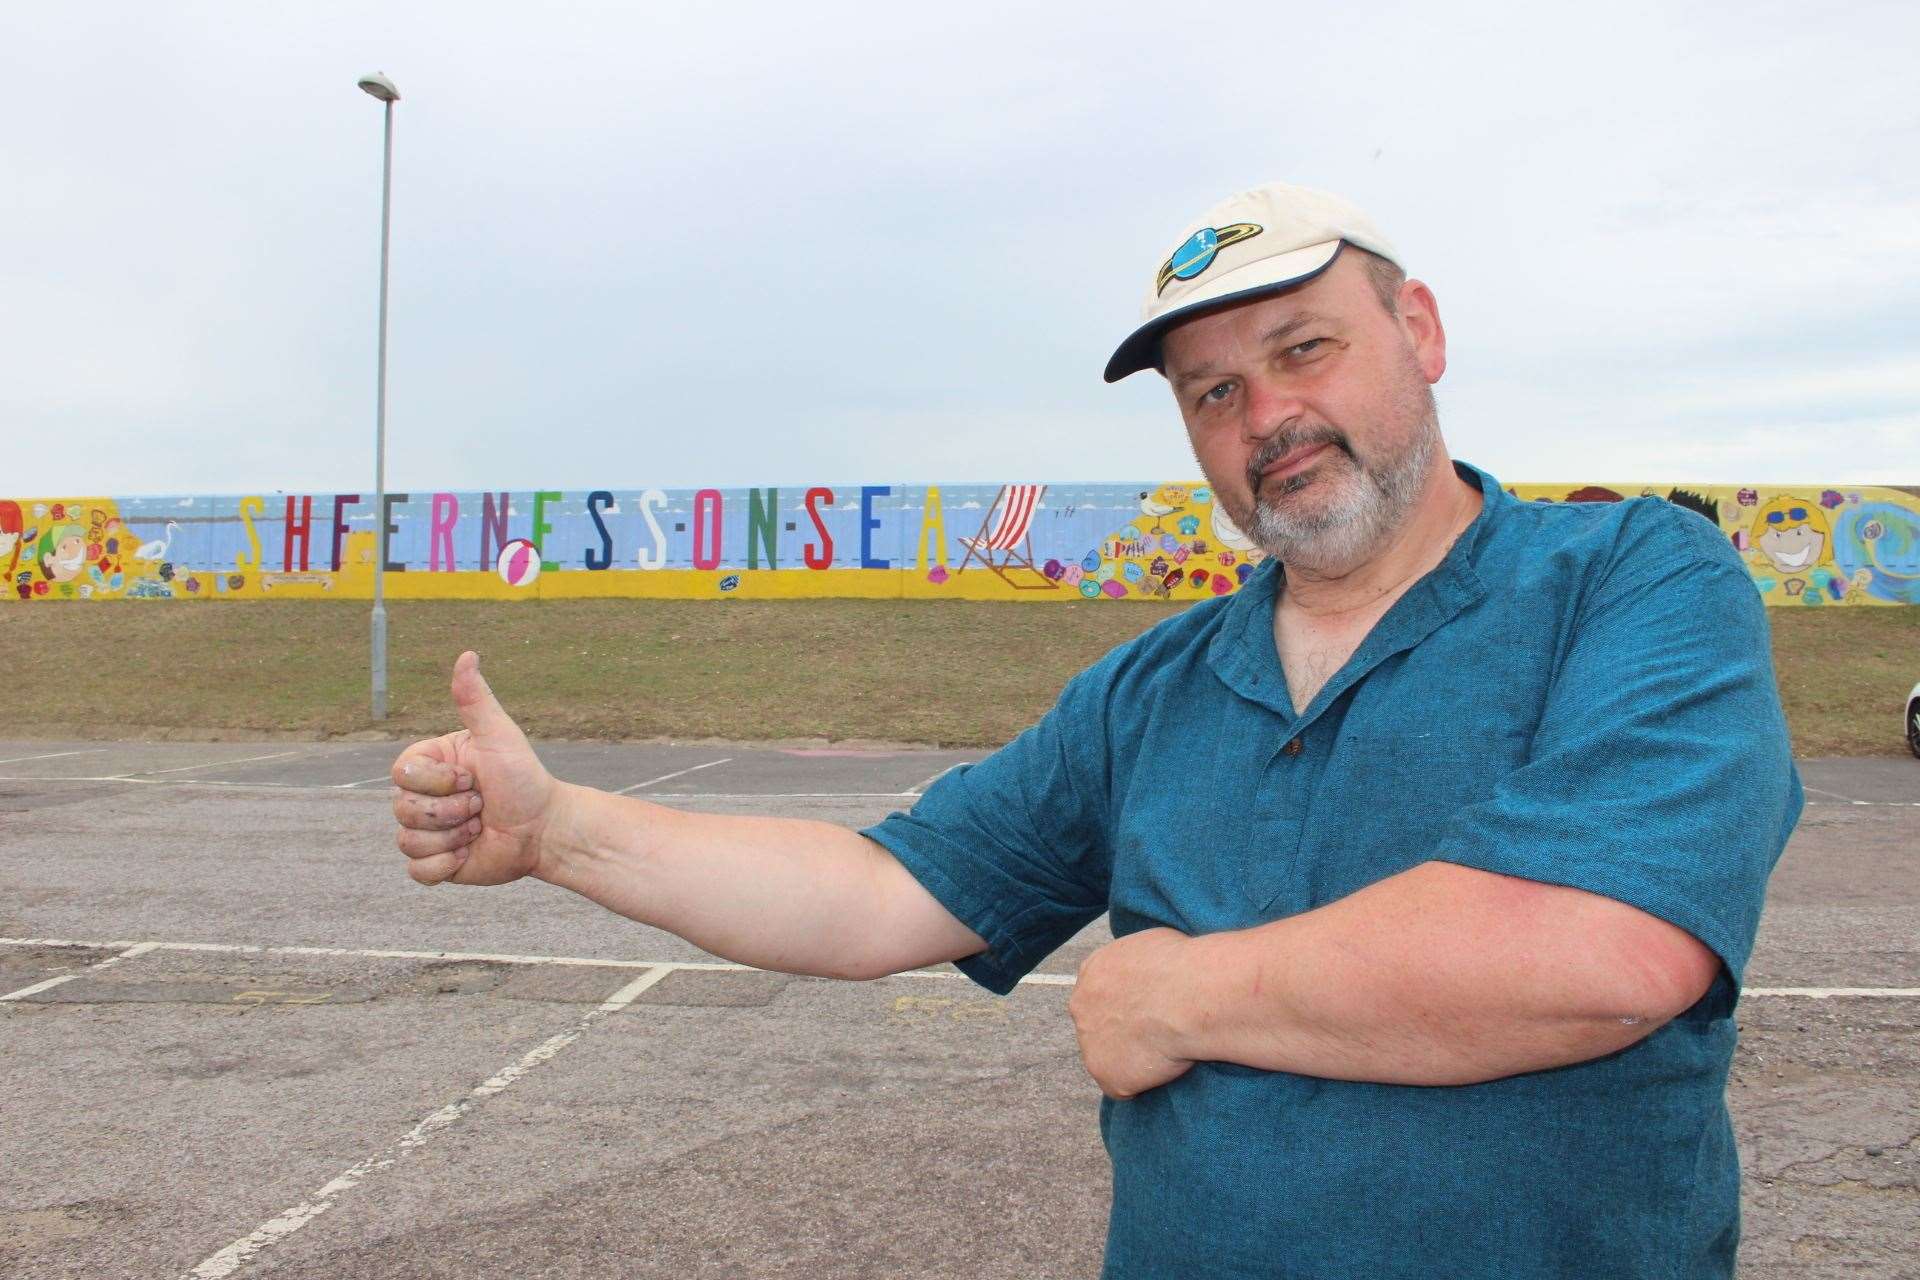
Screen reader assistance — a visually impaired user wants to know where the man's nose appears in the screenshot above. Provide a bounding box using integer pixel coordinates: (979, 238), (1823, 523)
(1240, 377), (1307, 444)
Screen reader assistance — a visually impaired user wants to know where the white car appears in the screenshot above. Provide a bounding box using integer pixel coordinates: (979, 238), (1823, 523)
(1910, 681), (1920, 760)
(1904, 679), (1920, 759)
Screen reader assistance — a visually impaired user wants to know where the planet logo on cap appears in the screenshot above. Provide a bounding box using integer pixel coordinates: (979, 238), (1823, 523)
(1156, 222), (1262, 294)
(496, 538), (541, 588)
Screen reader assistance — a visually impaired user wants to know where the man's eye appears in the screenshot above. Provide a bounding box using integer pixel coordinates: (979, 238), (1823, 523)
(1203, 383), (1233, 403)
(1288, 338), (1324, 357)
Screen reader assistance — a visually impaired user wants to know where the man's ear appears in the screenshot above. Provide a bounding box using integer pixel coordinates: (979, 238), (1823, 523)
(1396, 279), (1447, 384)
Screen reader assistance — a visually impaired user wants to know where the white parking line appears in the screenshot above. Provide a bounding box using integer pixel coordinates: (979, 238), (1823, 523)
(182, 967), (671, 1279)
(1745, 986), (1920, 998)
(645, 791), (922, 799)
(0, 774), (162, 784)
(0, 748), (107, 765)
(3, 938), (1916, 998)
(0, 941), (159, 1002)
(130, 749), (308, 777)
(906, 761), (972, 796)
(613, 758), (733, 794)
(1801, 784), (1866, 803)
(335, 775), (396, 789)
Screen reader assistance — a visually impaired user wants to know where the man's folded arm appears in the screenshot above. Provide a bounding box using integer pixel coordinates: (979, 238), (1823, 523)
(1168, 859), (1719, 1086)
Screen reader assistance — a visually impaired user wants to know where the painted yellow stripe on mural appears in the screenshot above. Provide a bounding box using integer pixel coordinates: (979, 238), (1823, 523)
(4, 483), (1914, 606)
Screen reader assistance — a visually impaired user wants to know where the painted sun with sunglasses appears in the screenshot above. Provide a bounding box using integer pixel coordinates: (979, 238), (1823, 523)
(1749, 496), (1834, 575)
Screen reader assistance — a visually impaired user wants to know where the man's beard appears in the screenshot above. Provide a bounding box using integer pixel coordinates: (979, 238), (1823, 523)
(1221, 386), (1440, 575)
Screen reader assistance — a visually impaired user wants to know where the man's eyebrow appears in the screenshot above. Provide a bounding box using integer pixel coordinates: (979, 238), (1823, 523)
(1259, 312), (1328, 347)
(1169, 312), (1331, 388)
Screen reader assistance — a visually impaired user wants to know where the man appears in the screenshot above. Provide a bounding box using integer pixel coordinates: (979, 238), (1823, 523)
(391, 182), (1801, 1278)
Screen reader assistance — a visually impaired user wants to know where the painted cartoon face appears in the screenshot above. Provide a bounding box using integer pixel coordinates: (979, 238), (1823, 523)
(0, 530), (16, 560)
(45, 533), (87, 582)
(1751, 498), (1831, 574)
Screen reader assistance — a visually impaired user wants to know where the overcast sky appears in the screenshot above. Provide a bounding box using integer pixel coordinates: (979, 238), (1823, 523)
(4, 0), (1915, 498)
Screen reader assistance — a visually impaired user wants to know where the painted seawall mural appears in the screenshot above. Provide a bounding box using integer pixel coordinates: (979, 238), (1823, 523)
(3, 481), (1916, 606)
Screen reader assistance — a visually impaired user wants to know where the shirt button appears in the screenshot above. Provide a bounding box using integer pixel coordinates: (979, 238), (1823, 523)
(1283, 738), (1303, 757)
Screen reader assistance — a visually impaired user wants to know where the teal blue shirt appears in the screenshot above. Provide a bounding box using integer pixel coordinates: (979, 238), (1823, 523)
(861, 461), (1802, 1279)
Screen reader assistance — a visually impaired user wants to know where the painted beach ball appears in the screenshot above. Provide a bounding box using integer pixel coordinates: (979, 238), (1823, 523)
(1078, 579), (1102, 599)
(1042, 558), (1064, 580)
(1081, 551), (1102, 574)
(497, 538), (541, 587)
(1095, 562), (1116, 583)
(1122, 562), (1144, 583)
(1211, 574), (1232, 596)
(1101, 579), (1128, 598)
(1190, 569), (1210, 590)
(1063, 565), (1084, 585)
(1236, 563), (1253, 584)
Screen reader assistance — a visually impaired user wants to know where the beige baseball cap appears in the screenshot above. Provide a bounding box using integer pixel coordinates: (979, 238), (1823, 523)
(1103, 181), (1401, 383)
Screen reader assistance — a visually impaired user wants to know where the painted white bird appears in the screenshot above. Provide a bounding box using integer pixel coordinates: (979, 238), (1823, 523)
(133, 521), (180, 562)
(1210, 503), (1257, 553)
(1137, 485), (1190, 534)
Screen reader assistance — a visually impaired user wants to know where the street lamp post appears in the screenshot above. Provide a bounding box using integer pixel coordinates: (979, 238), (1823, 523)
(358, 71), (400, 721)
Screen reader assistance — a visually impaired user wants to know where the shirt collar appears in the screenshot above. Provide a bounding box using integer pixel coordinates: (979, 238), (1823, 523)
(1206, 458), (1503, 723)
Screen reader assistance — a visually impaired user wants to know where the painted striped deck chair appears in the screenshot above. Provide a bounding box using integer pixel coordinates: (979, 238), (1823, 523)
(954, 483), (1058, 589)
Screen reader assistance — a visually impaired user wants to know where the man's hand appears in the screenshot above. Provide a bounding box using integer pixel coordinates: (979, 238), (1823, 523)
(1068, 927), (1199, 1100)
(391, 650), (560, 887)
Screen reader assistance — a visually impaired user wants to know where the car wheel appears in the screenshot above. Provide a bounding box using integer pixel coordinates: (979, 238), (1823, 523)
(1909, 698), (1920, 761)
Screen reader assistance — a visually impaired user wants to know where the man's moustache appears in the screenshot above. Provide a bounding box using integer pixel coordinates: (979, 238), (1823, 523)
(1247, 429), (1352, 490)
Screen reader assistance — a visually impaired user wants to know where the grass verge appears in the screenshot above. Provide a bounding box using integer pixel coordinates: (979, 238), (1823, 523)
(3, 599), (1913, 755)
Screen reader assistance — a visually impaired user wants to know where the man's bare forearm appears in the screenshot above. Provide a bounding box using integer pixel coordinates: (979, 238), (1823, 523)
(1167, 862), (1712, 1085)
(532, 781), (985, 981)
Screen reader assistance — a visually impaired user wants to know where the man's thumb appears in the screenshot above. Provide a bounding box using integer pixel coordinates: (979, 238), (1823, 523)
(451, 651), (523, 743)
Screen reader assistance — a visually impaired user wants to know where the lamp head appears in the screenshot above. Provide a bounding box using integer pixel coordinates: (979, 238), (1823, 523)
(357, 72), (400, 103)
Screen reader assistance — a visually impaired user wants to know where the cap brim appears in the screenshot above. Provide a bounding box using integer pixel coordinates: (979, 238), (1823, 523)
(1102, 240), (1346, 383)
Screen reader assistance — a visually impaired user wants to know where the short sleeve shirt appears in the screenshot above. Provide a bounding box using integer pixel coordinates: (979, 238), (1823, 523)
(860, 461), (1803, 1280)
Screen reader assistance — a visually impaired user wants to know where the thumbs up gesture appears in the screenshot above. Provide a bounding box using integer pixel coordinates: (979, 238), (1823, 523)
(391, 651), (559, 887)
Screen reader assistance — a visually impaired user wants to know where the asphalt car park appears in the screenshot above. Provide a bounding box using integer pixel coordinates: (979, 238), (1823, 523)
(1, 739), (1914, 1278)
